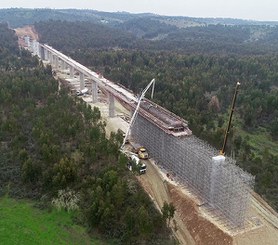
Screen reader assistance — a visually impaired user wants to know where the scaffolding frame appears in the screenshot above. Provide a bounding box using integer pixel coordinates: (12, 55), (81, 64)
(131, 115), (255, 229)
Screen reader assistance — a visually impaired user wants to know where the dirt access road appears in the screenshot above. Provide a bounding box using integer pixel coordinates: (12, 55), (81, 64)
(137, 159), (196, 245)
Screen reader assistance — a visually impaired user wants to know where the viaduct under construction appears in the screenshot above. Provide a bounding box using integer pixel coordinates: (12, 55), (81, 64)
(28, 38), (255, 230)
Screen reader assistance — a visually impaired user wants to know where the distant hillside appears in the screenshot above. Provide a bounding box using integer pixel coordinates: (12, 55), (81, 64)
(2, 8), (278, 55)
(35, 20), (143, 50)
(0, 8), (155, 28)
(0, 9), (89, 27)
(34, 20), (278, 55)
(1, 8), (278, 28)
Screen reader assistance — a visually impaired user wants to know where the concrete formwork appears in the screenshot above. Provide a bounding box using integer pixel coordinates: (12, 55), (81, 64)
(131, 114), (254, 229)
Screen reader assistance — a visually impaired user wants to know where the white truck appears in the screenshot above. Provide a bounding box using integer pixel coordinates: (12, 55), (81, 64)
(127, 153), (147, 174)
(76, 88), (88, 96)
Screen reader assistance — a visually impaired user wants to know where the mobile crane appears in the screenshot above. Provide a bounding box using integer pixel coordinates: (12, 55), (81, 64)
(121, 78), (155, 149)
(120, 78), (155, 174)
(220, 82), (240, 155)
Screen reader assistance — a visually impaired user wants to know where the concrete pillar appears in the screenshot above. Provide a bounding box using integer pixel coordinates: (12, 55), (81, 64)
(51, 55), (55, 67)
(109, 93), (115, 117)
(37, 43), (40, 56)
(70, 66), (74, 78)
(80, 73), (85, 90)
(30, 41), (34, 53)
(39, 46), (45, 60)
(38, 45), (42, 59)
(92, 80), (98, 103)
(24, 36), (30, 48)
(32, 41), (40, 57)
(44, 49), (48, 61)
(209, 155), (225, 204)
(31, 41), (36, 54)
(62, 61), (66, 70)
(55, 56), (59, 68)
(49, 53), (53, 65)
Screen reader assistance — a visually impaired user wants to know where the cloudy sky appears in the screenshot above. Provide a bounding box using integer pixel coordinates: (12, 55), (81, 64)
(1, 0), (277, 21)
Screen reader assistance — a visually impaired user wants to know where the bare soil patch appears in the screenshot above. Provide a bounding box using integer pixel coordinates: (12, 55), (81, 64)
(15, 25), (39, 40)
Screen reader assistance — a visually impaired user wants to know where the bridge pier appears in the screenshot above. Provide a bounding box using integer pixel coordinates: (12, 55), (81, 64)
(39, 46), (44, 59)
(109, 94), (115, 117)
(55, 56), (59, 69)
(51, 54), (56, 67)
(36, 42), (40, 58)
(31, 41), (40, 57)
(44, 48), (49, 61)
(70, 66), (74, 78)
(48, 52), (53, 64)
(209, 155), (225, 204)
(24, 36), (31, 48)
(61, 60), (67, 70)
(80, 73), (85, 90)
(92, 80), (98, 103)
(51, 55), (55, 67)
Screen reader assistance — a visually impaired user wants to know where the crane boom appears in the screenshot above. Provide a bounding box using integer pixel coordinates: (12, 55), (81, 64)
(121, 79), (155, 149)
(220, 82), (240, 155)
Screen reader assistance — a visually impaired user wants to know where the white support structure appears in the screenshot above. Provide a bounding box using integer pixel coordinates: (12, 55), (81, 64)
(61, 60), (66, 70)
(49, 52), (53, 64)
(109, 93), (115, 118)
(92, 80), (98, 103)
(70, 66), (74, 78)
(55, 56), (59, 68)
(24, 36), (31, 48)
(210, 155), (226, 204)
(80, 73), (85, 90)
(31, 40), (40, 57)
(121, 79), (155, 148)
(44, 48), (48, 61)
(51, 54), (55, 67)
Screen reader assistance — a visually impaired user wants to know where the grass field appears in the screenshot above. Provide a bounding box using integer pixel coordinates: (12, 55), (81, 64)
(0, 197), (106, 245)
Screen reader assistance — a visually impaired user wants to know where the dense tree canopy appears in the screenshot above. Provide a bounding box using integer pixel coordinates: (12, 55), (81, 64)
(0, 23), (173, 243)
(35, 20), (278, 210)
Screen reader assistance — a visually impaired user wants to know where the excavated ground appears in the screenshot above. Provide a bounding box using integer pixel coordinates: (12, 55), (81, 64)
(15, 25), (39, 40)
(140, 159), (278, 245)
(15, 26), (39, 47)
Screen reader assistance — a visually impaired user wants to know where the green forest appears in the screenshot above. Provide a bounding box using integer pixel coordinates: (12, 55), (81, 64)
(0, 6), (278, 241)
(35, 20), (278, 211)
(0, 23), (173, 244)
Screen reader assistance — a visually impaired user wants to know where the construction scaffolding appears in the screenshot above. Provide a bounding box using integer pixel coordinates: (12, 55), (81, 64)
(131, 114), (255, 229)
(36, 41), (255, 229)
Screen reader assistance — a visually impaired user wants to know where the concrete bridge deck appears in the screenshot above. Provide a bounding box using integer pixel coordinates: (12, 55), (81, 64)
(37, 42), (192, 137)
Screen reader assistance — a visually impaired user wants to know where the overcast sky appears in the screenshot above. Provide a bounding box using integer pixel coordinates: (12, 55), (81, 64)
(1, 0), (277, 21)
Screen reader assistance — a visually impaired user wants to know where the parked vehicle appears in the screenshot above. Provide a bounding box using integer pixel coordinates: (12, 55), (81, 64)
(130, 143), (149, 159)
(76, 88), (88, 96)
(127, 154), (147, 174)
(137, 147), (149, 160)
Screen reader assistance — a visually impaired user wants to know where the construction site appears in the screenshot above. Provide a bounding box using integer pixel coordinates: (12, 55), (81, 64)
(62, 68), (278, 245)
(75, 74), (278, 245)
(131, 112), (254, 229)
(18, 31), (278, 244)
